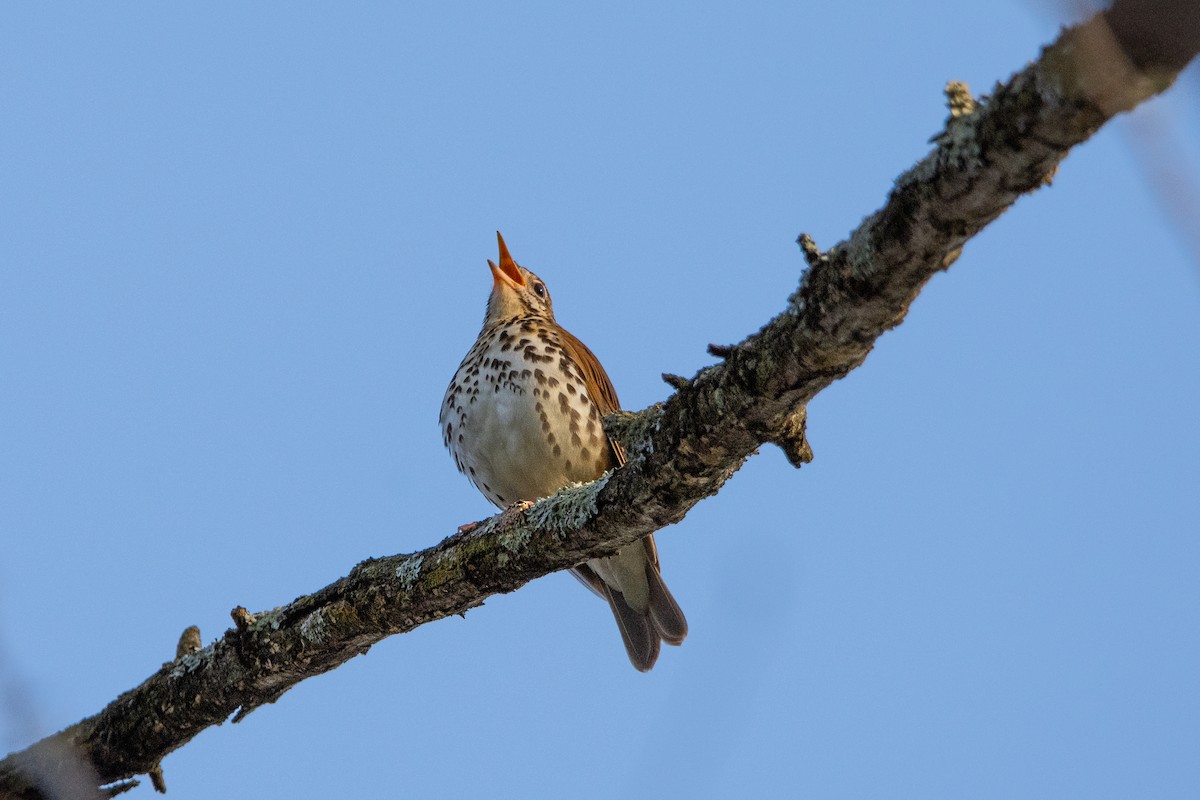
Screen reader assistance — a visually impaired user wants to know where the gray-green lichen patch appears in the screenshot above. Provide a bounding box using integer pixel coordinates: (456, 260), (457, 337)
(299, 607), (333, 646)
(497, 521), (535, 553)
(394, 554), (424, 590)
(467, 503), (535, 553)
(168, 649), (209, 679)
(526, 474), (608, 537)
(255, 608), (285, 631)
(604, 405), (663, 459)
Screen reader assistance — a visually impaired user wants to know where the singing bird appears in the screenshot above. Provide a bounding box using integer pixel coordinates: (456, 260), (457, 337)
(441, 233), (687, 670)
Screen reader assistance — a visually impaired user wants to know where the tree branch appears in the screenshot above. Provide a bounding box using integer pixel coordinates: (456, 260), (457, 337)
(4, 2), (1197, 797)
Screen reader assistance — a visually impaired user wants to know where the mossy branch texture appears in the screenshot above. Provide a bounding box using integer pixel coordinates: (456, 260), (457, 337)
(3, 2), (1197, 797)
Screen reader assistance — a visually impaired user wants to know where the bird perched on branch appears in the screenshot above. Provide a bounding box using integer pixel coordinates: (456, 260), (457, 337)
(441, 232), (687, 670)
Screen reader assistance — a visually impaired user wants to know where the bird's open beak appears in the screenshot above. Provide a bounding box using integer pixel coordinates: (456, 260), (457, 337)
(489, 231), (525, 288)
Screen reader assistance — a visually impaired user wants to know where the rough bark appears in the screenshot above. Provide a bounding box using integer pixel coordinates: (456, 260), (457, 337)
(3, 1), (1197, 797)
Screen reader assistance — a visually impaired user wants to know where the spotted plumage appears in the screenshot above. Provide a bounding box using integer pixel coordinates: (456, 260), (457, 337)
(441, 232), (687, 671)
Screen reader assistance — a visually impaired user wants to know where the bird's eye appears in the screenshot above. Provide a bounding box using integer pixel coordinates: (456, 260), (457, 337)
(533, 282), (546, 298)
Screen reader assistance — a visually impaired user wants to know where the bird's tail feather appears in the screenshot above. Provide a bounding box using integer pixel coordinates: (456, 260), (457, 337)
(604, 584), (660, 672)
(646, 563), (688, 646)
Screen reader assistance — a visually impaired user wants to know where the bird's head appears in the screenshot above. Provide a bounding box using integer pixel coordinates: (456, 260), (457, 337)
(484, 232), (554, 325)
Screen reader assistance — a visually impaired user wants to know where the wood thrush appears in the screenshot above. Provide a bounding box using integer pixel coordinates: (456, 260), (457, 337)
(441, 233), (687, 671)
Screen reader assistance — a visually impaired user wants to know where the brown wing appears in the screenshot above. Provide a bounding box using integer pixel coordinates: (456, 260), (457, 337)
(557, 326), (627, 467)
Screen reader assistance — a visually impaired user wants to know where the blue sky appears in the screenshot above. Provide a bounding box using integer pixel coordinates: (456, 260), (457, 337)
(2, 3), (1198, 798)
